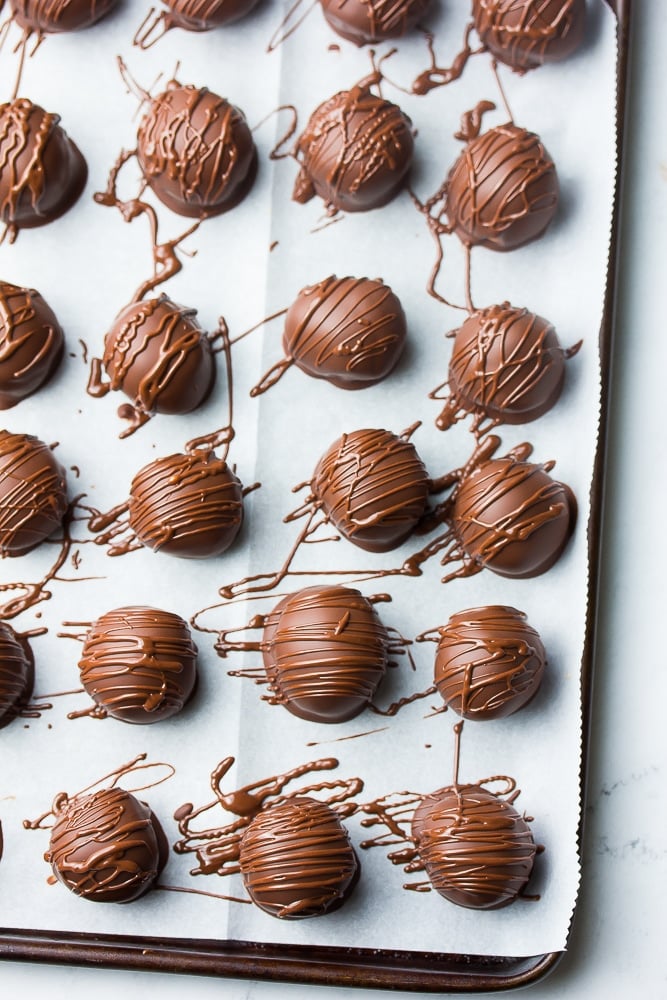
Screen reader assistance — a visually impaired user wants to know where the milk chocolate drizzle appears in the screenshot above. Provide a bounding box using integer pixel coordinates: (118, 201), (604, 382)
(134, 0), (261, 49)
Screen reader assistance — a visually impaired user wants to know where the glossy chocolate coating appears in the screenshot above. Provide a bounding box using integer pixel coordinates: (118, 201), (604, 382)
(293, 83), (414, 213)
(445, 123), (558, 251)
(238, 796), (359, 918)
(0, 281), (64, 409)
(136, 81), (256, 218)
(452, 454), (576, 578)
(0, 430), (67, 556)
(319, 0), (430, 45)
(46, 786), (167, 902)
(473, 0), (586, 72)
(437, 303), (572, 430)
(129, 450), (244, 559)
(261, 585), (389, 723)
(284, 276), (406, 389)
(9, 0), (118, 32)
(411, 782), (537, 909)
(0, 621), (33, 727)
(93, 296), (215, 417)
(155, 0), (260, 29)
(0, 99), (87, 239)
(77, 606), (198, 723)
(311, 428), (430, 552)
(434, 605), (546, 720)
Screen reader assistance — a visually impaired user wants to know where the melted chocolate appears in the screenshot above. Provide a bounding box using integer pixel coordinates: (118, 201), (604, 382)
(239, 796), (359, 918)
(0, 98), (87, 244)
(473, 0), (586, 72)
(319, 0), (430, 46)
(293, 77), (414, 214)
(8, 0), (118, 33)
(134, 0), (260, 47)
(0, 620), (34, 728)
(433, 605), (546, 720)
(71, 606), (198, 724)
(0, 281), (64, 409)
(0, 430), (68, 556)
(431, 302), (581, 432)
(136, 80), (256, 219)
(87, 295), (218, 437)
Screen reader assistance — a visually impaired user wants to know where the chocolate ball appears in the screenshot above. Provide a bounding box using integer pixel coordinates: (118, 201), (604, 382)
(94, 295), (216, 418)
(0, 621), (33, 728)
(77, 606), (198, 723)
(452, 454), (576, 578)
(0, 430), (68, 557)
(0, 99), (87, 241)
(154, 0), (260, 29)
(9, 0), (118, 32)
(283, 276), (407, 389)
(445, 123), (558, 251)
(319, 0), (430, 45)
(293, 83), (414, 213)
(473, 0), (586, 72)
(0, 281), (64, 409)
(128, 450), (244, 559)
(412, 782), (537, 909)
(261, 585), (389, 723)
(46, 786), (168, 902)
(136, 81), (256, 218)
(437, 303), (573, 430)
(434, 606), (546, 720)
(311, 428), (431, 552)
(239, 796), (360, 918)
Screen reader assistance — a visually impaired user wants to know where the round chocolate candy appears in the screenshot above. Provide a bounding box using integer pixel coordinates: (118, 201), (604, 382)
(445, 123), (558, 251)
(411, 782), (537, 909)
(434, 606), (546, 720)
(0, 281), (64, 409)
(472, 0), (586, 72)
(0, 430), (68, 557)
(319, 0), (430, 45)
(311, 428), (431, 552)
(0, 99), (87, 242)
(77, 606), (198, 723)
(239, 796), (360, 918)
(261, 585), (389, 723)
(451, 453), (576, 578)
(283, 275), (406, 389)
(136, 81), (256, 218)
(0, 621), (33, 728)
(46, 786), (168, 902)
(293, 82), (414, 213)
(9, 0), (119, 32)
(150, 0), (260, 30)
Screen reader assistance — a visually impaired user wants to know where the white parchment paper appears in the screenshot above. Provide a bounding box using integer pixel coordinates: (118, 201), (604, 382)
(0, 0), (617, 961)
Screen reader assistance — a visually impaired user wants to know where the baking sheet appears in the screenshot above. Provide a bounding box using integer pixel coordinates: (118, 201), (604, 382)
(0, 0), (617, 968)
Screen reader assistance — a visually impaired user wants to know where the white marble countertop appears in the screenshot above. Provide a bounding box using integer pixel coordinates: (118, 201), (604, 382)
(2, 0), (666, 996)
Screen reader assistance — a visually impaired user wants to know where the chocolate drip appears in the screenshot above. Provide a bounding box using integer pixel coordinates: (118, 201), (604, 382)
(0, 281), (64, 409)
(472, 0), (586, 72)
(134, 0), (261, 47)
(412, 23), (482, 95)
(8, 0), (118, 33)
(319, 0), (430, 46)
(0, 431), (68, 556)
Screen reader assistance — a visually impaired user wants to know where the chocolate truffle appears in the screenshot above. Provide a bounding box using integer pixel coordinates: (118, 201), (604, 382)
(319, 0), (430, 45)
(238, 796), (360, 918)
(143, 0), (260, 33)
(127, 450), (244, 558)
(444, 123), (558, 251)
(451, 453), (576, 578)
(88, 296), (216, 434)
(261, 585), (389, 723)
(0, 99), (87, 242)
(434, 302), (578, 431)
(411, 782), (537, 909)
(9, 0), (119, 33)
(46, 786), (167, 902)
(77, 606), (198, 723)
(293, 81), (414, 213)
(311, 428), (431, 552)
(282, 275), (407, 389)
(0, 281), (64, 409)
(0, 430), (68, 557)
(136, 81), (256, 218)
(434, 606), (546, 720)
(473, 0), (586, 72)
(0, 621), (33, 728)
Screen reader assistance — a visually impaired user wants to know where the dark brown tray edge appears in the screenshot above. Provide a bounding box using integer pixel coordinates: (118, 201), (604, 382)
(0, 1), (632, 990)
